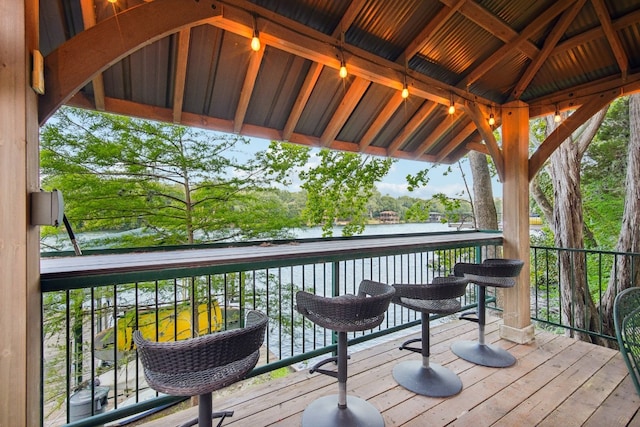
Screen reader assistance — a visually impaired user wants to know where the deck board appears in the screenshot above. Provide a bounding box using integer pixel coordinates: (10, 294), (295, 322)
(138, 317), (639, 426)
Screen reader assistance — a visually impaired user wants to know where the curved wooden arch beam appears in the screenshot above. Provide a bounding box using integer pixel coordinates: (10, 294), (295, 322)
(528, 89), (619, 181)
(462, 101), (504, 182)
(38, 0), (222, 125)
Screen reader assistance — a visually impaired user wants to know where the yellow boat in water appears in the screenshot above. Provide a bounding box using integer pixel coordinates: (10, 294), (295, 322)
(94, 302), (225, 362)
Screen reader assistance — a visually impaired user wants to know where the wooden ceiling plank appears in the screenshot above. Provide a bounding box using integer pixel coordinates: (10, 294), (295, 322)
(435, 120), (476, 162)
(440, 0), (539, 59)
(320, 78), (371, 147)
(172, 28), (191, 124)
(460, 0), (577, 88)
(463, 102), (504, 181)
(528, 89), (619, 180)
(233, 43), (264, 133)
(40, 0), (222, 125)
(79, 0), (105, 111)
(282, 62), (323, 141)
(591, 0), (629, 80)
(387, 101), (439, 156)
(411, 113), (464, 159)
(358, 92), (405, 151)
(512, 0), (586, 100)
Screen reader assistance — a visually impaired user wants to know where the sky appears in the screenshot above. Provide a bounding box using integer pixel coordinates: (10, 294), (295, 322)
(246, 136), (503, 200)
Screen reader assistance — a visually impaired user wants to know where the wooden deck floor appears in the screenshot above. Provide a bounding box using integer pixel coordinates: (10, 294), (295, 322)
(138, 316), (640, 427)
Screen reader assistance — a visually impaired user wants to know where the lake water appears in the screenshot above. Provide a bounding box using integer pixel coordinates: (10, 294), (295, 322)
(43, 222), (455, 252)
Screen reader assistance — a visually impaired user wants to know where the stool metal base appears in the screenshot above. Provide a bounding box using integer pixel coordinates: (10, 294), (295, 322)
(451, 340), (516, 368)
(301, 395), (384, 427)
(393, 360), (462, 397)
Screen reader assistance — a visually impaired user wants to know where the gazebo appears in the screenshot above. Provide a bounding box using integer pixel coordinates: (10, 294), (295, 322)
(3, 0), (640, 425)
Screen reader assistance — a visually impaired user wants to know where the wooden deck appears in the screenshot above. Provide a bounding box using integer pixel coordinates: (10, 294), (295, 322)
(138, 316), (640, 427)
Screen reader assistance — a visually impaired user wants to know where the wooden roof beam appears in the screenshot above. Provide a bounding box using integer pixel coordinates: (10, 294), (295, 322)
(512, 0), (586, 100)
(440, 0), (539, 59)
(460, 0), (577, 88)
(358, 91), (405, 152)
(281, 0), (367, 141)
(172, 28), (191, 124)
(320, 78), (371, 147)
(411, 113), (464, 159)
(387, 101), (439, 156)
(79, 0), (105, 111)
(591, 0), (629, 80)
(435, 120), (477, 162)
(233, 41), (264, 133)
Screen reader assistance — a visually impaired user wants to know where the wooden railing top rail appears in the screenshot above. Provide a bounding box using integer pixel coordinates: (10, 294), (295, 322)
(40, 230), (502, 291)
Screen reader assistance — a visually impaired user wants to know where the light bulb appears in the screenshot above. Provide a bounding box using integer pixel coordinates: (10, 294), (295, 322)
(488, 113), (495, 126)
(554, 111), (561, 123)
(401, 86), (409, 99)
(339, 61), (347, 78)
(448, 104), (455, 115)
(251, 35), (261, 52)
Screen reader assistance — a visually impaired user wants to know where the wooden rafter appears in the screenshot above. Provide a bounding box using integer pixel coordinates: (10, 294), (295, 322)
(321, 78), (371, 147)
(460, 0), (576, 88)
(234, 41), (264, 133)
(435, 120), (477, 162)
(281, 0), (367, 142)
(39, 0), (222, 125)
(172, 28), (191, 124)
(79, 0), (105, 111)
(528, 90), (620, 180)
(358, 92), (405, 152)
(440, 0), (539, 59)
(411, 113), (464, 159)
(387, 101), (439, 156)
(512, 0), (586, 100)
(591, 0), (629, 80)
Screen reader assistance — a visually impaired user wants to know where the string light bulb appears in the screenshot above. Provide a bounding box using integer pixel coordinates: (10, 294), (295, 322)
(250, 16), (261, 52)
(339, 59), (347, 78)
(488, 113), (495, 126)
(448, 100), (455, 115)
(401, 74), (409, 99)
(554, 106), (562, 123)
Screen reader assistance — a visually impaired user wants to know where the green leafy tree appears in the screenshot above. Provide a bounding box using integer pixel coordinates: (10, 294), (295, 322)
(299, 149), (394, 236)
(40, 108), (309, 248)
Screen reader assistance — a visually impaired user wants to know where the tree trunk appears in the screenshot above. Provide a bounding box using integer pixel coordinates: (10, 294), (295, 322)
(601, 93), (640, 338)
(469, 151), (498, 230)
(538, 108), (607, 343)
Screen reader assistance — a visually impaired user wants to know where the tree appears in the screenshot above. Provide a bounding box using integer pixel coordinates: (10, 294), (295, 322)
(601, 94), (640, 336)
(41, 107), (309, 248)
(530, 107), (609, 343)
(299, 149), (394, 236)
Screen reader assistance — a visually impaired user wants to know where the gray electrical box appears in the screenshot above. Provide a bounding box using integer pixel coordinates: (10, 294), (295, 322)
(31, 189), (64, 226)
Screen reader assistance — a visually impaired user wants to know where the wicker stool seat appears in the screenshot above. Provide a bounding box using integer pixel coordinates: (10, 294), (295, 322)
(133, 310), (268, 427)
(296, 280), (395, 427)
(391, 276), (468, 397)
(451, 258), (524, 368)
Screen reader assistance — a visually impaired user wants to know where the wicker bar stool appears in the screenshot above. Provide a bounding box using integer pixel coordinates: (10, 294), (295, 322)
(133, 310), (268, 427)
(296, 280), (395, 427)
(391, 276), (469, 397)
(451, 258), (524, 368)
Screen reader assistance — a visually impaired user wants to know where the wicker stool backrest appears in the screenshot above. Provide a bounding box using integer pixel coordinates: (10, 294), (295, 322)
(133, 310), (267, 376)
(392, 276), (468, 303)
(296, 280), (395, 332)
(454, 258), (524, 288)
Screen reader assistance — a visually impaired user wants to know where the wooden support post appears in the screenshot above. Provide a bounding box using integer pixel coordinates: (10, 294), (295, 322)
(0, 0), (42, 425)
(500, 100), (535, 344)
